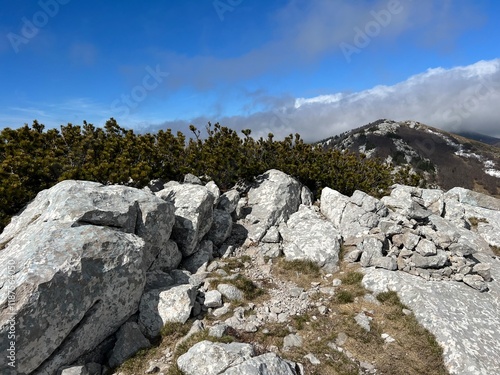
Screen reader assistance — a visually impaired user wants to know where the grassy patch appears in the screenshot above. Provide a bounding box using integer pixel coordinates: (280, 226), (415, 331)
(161, 322), (191, 338)
(490, 245), (500, 256)
(292, 314), (311, 330)
(231, 274), (266, 300)
(340, 271), (364, 286)
(468, 216), (488, 228)
(336, 290), (354, 304)
(272, 258), (321, 288)
(209, 274), (266, 302)
(118, 347), (160, 375)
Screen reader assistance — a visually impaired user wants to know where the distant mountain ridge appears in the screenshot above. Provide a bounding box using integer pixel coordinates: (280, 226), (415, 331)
(455, 131), (500, 148)
(317, 119), (500, 196)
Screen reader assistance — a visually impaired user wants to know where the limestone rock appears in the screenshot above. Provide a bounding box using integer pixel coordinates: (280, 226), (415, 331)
(300, 185), (314, 206)
(108, 322), (151, 368)
(244, 169), (302, 242)
(218, 190), (241, 214)
(181, 240), (214, 273)
(59, 366), (89, 375)
(415, 239), (437, 256)
(144, 270), (175, 292)
(320, 187), (350, 229)
(462, 275), (488, 292)
(149, 239), (182, 272)
(208, 209), (233, 247)
(354, 312), (371, 332)
(223, 352), (300, 375)
(321, 188), (387, 239)
(411, 250), (448, 269)
(184, 173), (202, 185)
(0, 180), (173, 375)
(177, 340), (254, 375)
(402, 231), (420, 250)
(217, 284), (244, 301)
(445, 187), (500, 212)
(139, 284), (197, 338)
(363, 260), (500, 374)
(283, 334), (303, 351)
(205, 181), (220, 204)
(280, 206), (341, 272)
(261, 226), (281, 243)
(359, 237), (385, 267)
(156, 183), (215, 256)
(204, 290), (223, 308)
(473, 263), (492, 282)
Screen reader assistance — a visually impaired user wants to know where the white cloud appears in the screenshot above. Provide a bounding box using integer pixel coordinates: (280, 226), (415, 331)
(169, 59), (500, 142)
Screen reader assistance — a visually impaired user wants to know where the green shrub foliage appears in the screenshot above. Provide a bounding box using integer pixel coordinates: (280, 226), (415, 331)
(0, 119), (408, 232)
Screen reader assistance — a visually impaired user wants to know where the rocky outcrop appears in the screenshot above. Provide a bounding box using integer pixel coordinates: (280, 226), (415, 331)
(321, 188), (388, 239)
(363, 251), (500, 375)
(1, 170), (499, 375)
(0, 181), (175, 375)
(335, 184), (496, 291)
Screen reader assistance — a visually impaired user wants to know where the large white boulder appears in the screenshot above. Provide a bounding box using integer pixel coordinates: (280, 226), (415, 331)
(138, 284), (197, 338)
(244, 170), (302, 242)
(0, 180), (175, 375)
(156, 184), (215, 256)
(279, 206), (341, 272)
(177, 340), (300, 375)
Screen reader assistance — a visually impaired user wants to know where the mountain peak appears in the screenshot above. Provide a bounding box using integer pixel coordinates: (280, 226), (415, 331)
(318, 120), (500, 196)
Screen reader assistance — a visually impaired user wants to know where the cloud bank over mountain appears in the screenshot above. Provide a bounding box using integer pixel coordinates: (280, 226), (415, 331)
(151, 59), (500, 142)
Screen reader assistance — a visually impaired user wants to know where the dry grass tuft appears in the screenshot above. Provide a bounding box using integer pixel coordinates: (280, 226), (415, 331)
(272, 258), (321, 288)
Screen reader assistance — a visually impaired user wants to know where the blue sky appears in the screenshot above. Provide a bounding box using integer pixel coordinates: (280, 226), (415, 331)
(1, 0), (500, 140)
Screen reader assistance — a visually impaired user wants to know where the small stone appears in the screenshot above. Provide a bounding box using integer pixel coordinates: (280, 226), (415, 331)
(209, 323), (228, 338)
(304, 353), (321, 365)
(363, 294), (380, 305)
(145, 363), (160, 374)
(415, 239), (437, 256)
(184, 173), (202, 185)
(463, 274), (488, 292)
(212, 303), (231, 317)
(354, 312), (371, 332)
(289, 287), (305, 298)
(217, 284), (244, 301)
(336, 332), (348, 346)
(59, 366), (89, 375)
(283, 333), (303, 350)
(381, 333), (396, 343)
(360, 361), (376, 372)
(318, 305), (328, 314)
(402, 231), (420, 250)
(332, 278), (342, 287)
(473, 263), (492, 282)
(204, 290), (223, 308)
(344, 249), (362, 263)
